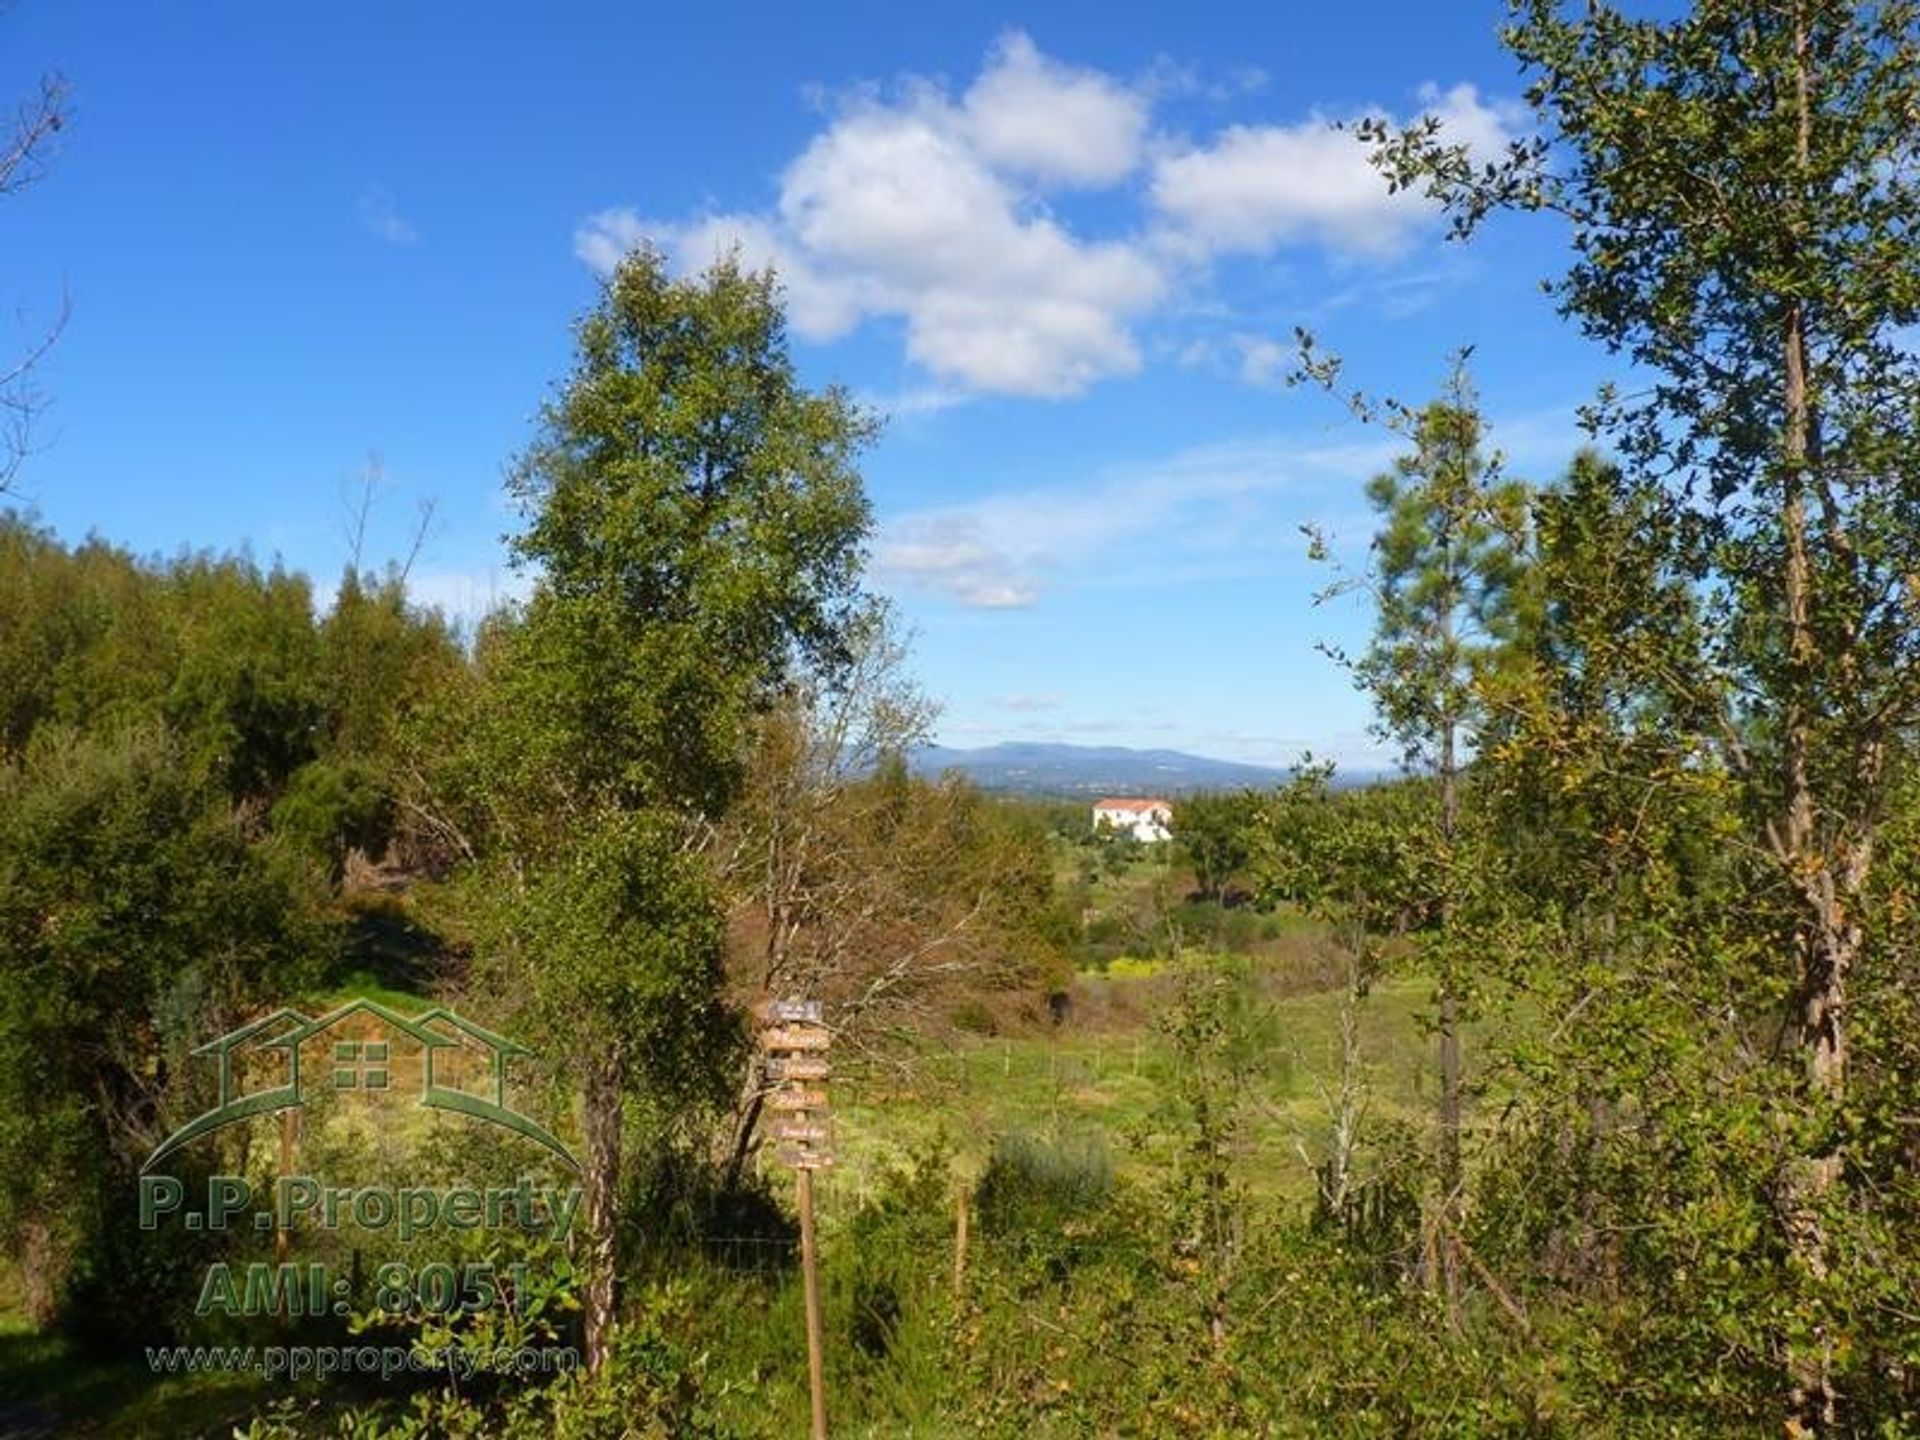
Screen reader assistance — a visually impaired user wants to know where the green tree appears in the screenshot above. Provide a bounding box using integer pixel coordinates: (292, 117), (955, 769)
(1371, 3), (1920, 1423)
(503, 244), (875, 822)
(1160, 955), (1274, 1353)
(317, 569), (461, 765)
(1173, 790), (1260, 902)
(0, 724), (322, 1326)
(1323, 361), (1530, 1311)
(478, 245), (875, 1368)
(1253, 768), (1440, 1221)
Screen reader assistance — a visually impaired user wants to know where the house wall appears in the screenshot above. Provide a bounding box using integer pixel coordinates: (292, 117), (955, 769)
(1092, 805), (1171, 843)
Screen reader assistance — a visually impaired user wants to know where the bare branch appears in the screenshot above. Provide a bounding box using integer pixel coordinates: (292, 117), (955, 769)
(0, 73), (72, 497)
(0, 73), (67, 197)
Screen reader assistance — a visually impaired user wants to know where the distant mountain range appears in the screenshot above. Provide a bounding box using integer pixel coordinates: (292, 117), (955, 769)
(908, 741), (1354, 797)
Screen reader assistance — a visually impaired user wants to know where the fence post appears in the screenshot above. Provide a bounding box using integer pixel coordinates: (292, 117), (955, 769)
(952, 1185), (970, 1298)
(798, 1166), (828, 1440)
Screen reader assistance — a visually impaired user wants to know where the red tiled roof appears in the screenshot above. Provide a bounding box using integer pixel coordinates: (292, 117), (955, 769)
(1093, 797), (1171, 813)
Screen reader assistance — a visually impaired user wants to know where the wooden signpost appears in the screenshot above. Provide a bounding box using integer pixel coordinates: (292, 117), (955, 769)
(768, 1054), (830, 1082)
(759, 998), (832, 1440)
(761, 1024), (832, 1052)
(771, 1119), (831, 1145)
(767, 1086), (829, 1112)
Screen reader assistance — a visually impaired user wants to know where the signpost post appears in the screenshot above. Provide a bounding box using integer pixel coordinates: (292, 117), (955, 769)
(759, 999), (832, 1440)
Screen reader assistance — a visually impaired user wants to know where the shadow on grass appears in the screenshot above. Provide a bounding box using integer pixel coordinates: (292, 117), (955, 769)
(0, 1327), (265, 1438)
(326, 892), (449, 1000)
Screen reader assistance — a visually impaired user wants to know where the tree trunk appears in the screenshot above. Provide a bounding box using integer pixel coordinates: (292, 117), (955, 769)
(721, 1060), (767, 1192)
(19, 1216), (60, 1328)
(1778, 28), (1847, 1409)
(582, 1053), (624, 1373)
(1436, 989), (1462, 1308)
(1435, 707), (1463, 1318)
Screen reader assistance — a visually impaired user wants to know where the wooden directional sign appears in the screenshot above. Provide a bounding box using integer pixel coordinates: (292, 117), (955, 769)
(767, 1086), (829, 1113)
(768, 1055), (831, 1082)
(759, 1000), (833, 1439)
(762, 998), (823, 1025)
(772, 1119), (830, 1145)
(761, 1024), (831, 1052)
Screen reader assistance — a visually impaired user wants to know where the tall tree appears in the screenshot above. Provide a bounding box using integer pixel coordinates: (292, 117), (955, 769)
(1478, 453), (1748, 1324)
(485, 245), (875, 1368)
(1252, 767), (1439, 1223)
(505, 244), (875, 823)
(1327, 361), (1530, 1310)
(1369, 4), (1920, 1424)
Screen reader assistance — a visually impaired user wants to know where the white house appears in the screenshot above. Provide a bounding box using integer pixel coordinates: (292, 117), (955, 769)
(1091, 797), (1173, 844)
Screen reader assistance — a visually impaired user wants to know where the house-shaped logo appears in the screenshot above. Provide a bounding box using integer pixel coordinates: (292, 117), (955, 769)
(143, 998), (578, 1172)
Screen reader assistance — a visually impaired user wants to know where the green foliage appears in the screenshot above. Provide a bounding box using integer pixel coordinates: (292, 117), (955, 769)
(1251, 769), (1440, 948)
(159, 558), (326, 800)
(1343, 362), (1531, 778)
(0, 723), (325, 1326)
(1363, 4), (1920, 1420)
(242, 1283), (726, 1439)
(435, 246), (884, 1369)
(1172, 789), (1261, 901)
(30, 26), (1920, 1427)
(0, 515), (460, 834)
(317, 572), (460, 764)
(502, 245), (874, 822)
(470, 810), (740, 1131)
(271, 758), (394, 879)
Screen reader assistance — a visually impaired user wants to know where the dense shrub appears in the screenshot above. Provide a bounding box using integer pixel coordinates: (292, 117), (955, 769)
(974, 1130), (1115, 1237)
(272, 756), (394, 879)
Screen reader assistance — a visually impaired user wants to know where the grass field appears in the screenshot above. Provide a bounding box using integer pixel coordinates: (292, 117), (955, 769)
(814, 966), (1443, 1218)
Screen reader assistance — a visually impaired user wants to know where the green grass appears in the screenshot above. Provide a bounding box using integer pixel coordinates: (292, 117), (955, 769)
(312, 968), (432, 1013)
(815, 969), (1445, 1216)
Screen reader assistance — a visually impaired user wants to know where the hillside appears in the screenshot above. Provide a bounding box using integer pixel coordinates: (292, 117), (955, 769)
(909, 740), (1308, 795)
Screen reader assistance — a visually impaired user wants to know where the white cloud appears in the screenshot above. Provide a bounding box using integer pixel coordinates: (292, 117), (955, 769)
(576, 47), (1519, 399)
(1149, 83), (1521, 259)
(856, 383), (972, 420)
(574, 40), (1163, 400)
(1235, 335), (1291, 387)
(776, 98), (1164, 395)
(359, 186), (420, 246)
(876, 433), (1395, 607)
(1152, 120), (1408, 256)
(877, 407), (1572, 611)
(960, 31), (1147, 186)
(575, 207), (870, 341)
(1417, 81), (1524, 163)
(874, 514), (1041, 608)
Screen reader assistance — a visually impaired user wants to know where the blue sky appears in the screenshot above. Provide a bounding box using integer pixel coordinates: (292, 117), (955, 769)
(2, 3), (1614, 772)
